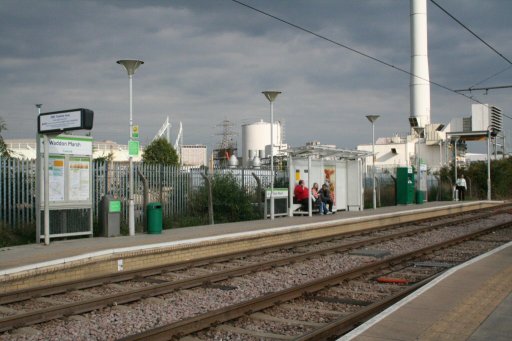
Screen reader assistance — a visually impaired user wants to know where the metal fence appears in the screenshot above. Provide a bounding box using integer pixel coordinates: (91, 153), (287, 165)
(1, 158), (284, 230)
(0, 158), (36, 229)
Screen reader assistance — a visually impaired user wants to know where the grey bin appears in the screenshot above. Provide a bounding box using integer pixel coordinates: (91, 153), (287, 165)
(101, 195), (121, 237)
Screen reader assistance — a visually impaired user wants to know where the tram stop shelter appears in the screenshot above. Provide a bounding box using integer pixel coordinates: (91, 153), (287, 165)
(446, 129), (504, 201)
(285, 145), (371, 217)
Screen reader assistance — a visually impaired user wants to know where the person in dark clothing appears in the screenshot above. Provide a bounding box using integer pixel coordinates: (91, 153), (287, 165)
(319, 183), (334, 213)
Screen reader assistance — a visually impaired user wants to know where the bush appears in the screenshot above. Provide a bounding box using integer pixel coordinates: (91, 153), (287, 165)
(187, 174), (260, 224)
(438, 158), (512, 200)
(0, 223), (35, 248)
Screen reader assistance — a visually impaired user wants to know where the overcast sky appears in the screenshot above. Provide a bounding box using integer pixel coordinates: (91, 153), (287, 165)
(1, 0), (511, 152)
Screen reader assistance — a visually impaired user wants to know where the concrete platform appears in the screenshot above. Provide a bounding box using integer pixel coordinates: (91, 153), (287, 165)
(0, 201), (501, 294)
(341, 241), (512, 341)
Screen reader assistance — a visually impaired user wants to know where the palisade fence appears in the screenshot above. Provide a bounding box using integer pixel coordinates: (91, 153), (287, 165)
(1, 157), (279, 230)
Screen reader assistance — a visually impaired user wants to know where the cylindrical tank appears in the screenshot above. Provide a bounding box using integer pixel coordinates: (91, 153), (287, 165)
(228, 154), (239, 168)
(252, 156), (261, 169)
(242, 120), (282, 167)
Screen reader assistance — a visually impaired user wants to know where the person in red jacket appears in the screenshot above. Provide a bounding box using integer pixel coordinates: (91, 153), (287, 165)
(294, 180), (309, 211)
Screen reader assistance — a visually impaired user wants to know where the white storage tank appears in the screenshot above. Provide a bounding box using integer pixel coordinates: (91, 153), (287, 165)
(242, 120), (283, 167)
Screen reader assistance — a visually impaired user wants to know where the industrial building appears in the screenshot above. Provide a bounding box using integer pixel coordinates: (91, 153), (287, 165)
(241, 119), (288, 168)
(357, 0), (506, 175)
(180, 144), (207, 167)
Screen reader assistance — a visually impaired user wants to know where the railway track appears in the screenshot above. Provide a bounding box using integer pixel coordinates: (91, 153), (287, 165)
(121, 222), (512, 341)
(0, 206), (511, 339)
(0, 206), (500, 305)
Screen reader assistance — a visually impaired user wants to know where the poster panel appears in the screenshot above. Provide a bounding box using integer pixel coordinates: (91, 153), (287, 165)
(323, 165), (336, 206)
(68, 157), (91, 201)
(48, 156), (65, 201)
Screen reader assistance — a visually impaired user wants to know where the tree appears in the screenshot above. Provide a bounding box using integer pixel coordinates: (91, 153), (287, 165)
(142, 138), (179, 165)
(0, 117), (10, 157)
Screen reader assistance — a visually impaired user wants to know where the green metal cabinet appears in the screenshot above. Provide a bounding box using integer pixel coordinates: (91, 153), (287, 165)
(396, 167), (415, 205)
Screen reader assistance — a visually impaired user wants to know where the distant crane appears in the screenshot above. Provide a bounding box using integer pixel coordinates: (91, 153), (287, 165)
(153, 116), (171, 143)
(174, 121), (183, 162)
(153, 116), (184, 162)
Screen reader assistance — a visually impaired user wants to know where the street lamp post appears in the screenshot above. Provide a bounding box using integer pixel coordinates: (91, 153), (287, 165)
(117, 59), (144, 236)
(413, 126), (425, 204)
(366, 115), (379, 209)
(487, 128), (493, 201)
(262, 91), (281, 220)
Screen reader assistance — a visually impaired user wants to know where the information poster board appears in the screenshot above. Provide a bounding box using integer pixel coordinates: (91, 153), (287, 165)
(37, 134), (93, 242)
(39, 136), (92, 205)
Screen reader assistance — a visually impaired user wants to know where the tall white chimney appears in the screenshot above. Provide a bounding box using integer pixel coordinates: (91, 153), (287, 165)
(409, 0), (431, 128)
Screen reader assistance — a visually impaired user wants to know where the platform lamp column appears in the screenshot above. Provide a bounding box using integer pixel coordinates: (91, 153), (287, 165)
(117, 59), (144, 236)
(366, 115), (379, 209)
(487, 127), (492, 201)
(413, 126), (425, 203)
(262, 91), (281, 220)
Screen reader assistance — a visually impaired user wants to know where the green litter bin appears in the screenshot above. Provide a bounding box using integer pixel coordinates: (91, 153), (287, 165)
(147, 202), (163, 234)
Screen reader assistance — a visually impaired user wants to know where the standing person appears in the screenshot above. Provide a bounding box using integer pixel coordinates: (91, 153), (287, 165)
(319, 183), (334, 214)
(293, 180), (309, 211)
(456, 174), (467, 201)
(311, 182), (327, 214)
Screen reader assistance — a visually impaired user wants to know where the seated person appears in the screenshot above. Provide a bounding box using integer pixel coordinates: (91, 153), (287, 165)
(293, 180), (309, 211)
(319, 183), (334, 214)
(311, 182), (327, 214)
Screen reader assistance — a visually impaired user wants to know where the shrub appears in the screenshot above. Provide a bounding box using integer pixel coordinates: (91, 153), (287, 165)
(187, 174), (260, 224)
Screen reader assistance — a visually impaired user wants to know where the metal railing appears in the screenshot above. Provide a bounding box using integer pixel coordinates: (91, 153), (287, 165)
(1, 158), (284, 230)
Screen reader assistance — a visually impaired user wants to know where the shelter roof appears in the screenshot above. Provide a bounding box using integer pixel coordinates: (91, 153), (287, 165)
(283, 145), (371, 160)
(446, 130), (497, 142)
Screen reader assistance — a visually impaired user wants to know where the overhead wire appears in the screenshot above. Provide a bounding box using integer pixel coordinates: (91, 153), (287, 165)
(468, 65), (512, 89)
(429, 0), (512, 95)
(429, 0), (512, 65)
(229, 0), (482, 105)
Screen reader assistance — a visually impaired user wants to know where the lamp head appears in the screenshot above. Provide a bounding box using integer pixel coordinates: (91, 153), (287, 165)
(262, 91), (282, 102)
(365, 115), (380, 123)
(116, 60), (144, 76)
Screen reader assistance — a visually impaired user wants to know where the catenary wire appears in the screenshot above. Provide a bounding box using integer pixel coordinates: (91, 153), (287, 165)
(430, 0), (512, 93)
(429, 0), (512, 65)
(229, 0), (511, 120)
(468, 65), (512, 89)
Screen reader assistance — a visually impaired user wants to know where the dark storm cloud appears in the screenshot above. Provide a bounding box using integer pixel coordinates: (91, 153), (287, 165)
(0, 0), (511, 151)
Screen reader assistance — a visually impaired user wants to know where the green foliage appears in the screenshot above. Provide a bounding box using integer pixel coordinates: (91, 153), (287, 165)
(437, 158), (512, 200)
(0, 117), (10, 158)
(187, 174), (260, 224)
(142, 138), (179, 166)
(0, 222), (35, 247)
(94, 152), (113, 163)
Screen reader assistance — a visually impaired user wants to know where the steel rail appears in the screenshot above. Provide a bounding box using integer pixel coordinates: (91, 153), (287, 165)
(0, 212), (508, 332)
(294, 274), (440, 341)
(2, 205), (500, 305)
(118, 220), (512, 341)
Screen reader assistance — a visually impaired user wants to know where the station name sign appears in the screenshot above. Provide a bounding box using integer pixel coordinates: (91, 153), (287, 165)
(40, 136), (93, 155)
(38, 108), (94, 134)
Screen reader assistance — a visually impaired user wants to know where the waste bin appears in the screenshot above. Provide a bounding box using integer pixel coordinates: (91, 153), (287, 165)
(147, 202), (163, 234)
(101, 195), (121, 237)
